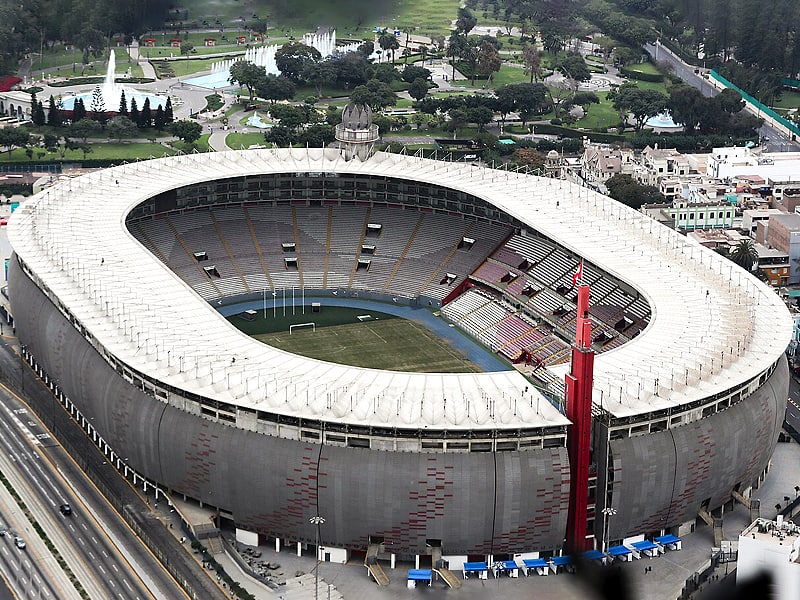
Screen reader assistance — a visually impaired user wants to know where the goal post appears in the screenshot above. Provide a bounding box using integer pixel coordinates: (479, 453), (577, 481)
(289, 322), (316, 335)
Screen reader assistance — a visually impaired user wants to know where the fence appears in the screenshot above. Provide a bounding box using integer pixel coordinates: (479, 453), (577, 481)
(709, 70), (800, 140)
(676, 547), (737, 600)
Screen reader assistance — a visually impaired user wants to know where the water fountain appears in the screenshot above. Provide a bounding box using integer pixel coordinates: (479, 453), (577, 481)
(185, 30), (374, 90)
(59, 50), (168, 112)
(644, 111), (683, 132)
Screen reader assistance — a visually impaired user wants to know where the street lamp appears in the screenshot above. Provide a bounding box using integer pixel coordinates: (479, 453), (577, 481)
(309, 515), (325, 600)
(601, 507), (617, 552)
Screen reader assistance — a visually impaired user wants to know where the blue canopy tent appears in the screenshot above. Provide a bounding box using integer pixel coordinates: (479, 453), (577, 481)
(523, 558), (549, 576)
(607, 545), (633, 561)
(407, 569), (432, 588)
(655, 534), (682, 550)
(631, 540), (661, 557)
(463, 561), (488, 580)
(582, 549), (607, 563)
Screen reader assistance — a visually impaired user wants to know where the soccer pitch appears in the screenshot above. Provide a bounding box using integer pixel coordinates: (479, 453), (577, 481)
(228, 306), (483, 372)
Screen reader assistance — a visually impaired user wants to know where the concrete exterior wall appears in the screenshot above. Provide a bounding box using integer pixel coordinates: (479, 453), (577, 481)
(606, 356), (788, 539)
(9, 256), (570, 556)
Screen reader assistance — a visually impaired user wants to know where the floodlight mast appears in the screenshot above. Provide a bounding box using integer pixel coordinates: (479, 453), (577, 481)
(564, 281), (595, 553)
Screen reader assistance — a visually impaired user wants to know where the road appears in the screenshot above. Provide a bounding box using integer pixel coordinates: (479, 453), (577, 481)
(0, 375), (161, 598)
(786, 372), (800, 435)
(644, 41), (800, 153)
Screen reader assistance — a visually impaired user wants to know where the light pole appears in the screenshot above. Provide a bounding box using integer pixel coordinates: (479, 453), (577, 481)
(601, 507), (617, 552)
(309, 515), (325, 600)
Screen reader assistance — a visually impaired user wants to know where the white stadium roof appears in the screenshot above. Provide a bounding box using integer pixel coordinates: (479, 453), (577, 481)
(8, 148), (793, 429)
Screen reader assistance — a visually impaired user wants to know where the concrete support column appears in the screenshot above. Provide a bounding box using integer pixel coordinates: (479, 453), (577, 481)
(297, 542), (302, 557)
(276, 537), (280, 553)
(415, 555), (420, 569)
(390, 553), (396, 569)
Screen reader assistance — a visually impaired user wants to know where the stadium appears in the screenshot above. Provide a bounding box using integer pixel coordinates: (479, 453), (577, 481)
(6, 147), (792, 565)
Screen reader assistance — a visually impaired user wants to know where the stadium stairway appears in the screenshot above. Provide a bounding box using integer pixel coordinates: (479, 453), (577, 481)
(431, 545), (462, 589)
(365, 543), (390, 586)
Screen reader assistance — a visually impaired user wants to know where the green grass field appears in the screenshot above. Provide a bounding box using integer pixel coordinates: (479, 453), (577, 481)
(228, 305), (481, 372)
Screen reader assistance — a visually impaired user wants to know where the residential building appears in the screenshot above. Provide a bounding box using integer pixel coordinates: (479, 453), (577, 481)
(766, 213), (800, 284)
(737, 517), (800, 600)
(755, 243), (791, 287)
(579, 145), (635, 187)
(743, 209), (784, 237)
(637, 146), (690, 186)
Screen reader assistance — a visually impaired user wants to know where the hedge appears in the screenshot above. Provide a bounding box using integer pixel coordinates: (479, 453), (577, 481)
(532, 123), (626, 143)
(618, 65), (663, 83)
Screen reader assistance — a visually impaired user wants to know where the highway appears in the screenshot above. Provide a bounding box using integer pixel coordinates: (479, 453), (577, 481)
(644, 41), (800, 153)
(0, 330), (222, 599)
(786, 372), (800, 437)
(0, 379), (160, 599)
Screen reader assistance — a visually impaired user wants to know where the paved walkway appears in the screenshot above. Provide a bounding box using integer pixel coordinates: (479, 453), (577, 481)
(163, 438), (800, 600)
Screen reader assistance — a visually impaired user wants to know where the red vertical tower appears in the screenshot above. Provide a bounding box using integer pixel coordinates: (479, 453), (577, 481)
(564, 283), (595, 553)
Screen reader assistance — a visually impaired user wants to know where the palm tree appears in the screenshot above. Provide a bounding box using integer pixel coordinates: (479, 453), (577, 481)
(729, 239), (758, 271)
(378, 30), (400, 64)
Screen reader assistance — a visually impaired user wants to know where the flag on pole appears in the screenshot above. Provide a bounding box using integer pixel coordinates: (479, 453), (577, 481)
(572, 260), (584, 287)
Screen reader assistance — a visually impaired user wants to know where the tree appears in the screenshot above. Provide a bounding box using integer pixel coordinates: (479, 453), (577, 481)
(511, 148), (546, 171)
(180, 41), (194, 56)
(555, 53), (591, 86)
(668, 84), (706, 134)
(605, 174), (664, 209)
(447, 108), (468, 138)
(466, 105), (494, 130)
(75, 27), (105, 64)
(495, 83), (548, 126)
(401, 65), (430, 84)
(89, 86), (105, 119)
(43, 133), (59, 151)
(70, 117), (102, 143)
(106, 115), (137, 142)
(371, 62), (401, 84)
(522, 43), (542, 83)
(331, 52), (369, 89)
(0, 128), (31, 157)
(275, 42), (321, 80)
(571, 91), (600, 116)
(256, 74), (296, 104)
(357, 40), (374, 57)
(477, 40), (502, 84)
(128, 98), (139, 128)
(455, 7), (477, 35)
(47, 96), (62, 127)
(296, 123), (335, 147)
(302, 60), (338, 97)
(31, 96), (46, 127)
(447, 32), (470, 81)
(228, 60), (267, 102)
(118, 90), (128, 116)
(139, 98), (152, 128)
(154, 106), (167, 130)
(408, 78), (430, 101)
(377, 31), (400, 64)
(730, 240), (758, 271)
(350, 79), (397, 112)
(170, 120), (202, 144)
(269, 104), (306, 130)
(613, 84), (669, 132)
(164, 98), (174, 124)
(265, 125), (293, 146)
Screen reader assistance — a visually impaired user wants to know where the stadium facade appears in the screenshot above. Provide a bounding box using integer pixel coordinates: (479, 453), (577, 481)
(7, 148), (791, 560)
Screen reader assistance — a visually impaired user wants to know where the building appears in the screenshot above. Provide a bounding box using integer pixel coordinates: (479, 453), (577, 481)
(643, 200), (735, 231)
(737, 517), (800, 600)
(579, 146), (635, 187)
(637, 145), (690, 186)
(707, 146), (800, 181)
(744, 209), (784, 238)
(766, 213), (800, 284)
(7, 149), (791, 564)
(755, 244), (790, 287)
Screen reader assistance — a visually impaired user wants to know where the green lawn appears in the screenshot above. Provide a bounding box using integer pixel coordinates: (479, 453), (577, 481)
(772, 89), (800, 110)
(574, 92), (622, 130)
(229, 305), (480, 372)
(152, 58), (217, 78)
(624, 61), (661, 76)
(0, 142), (177, 162)
(226, 132), (268, 149)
